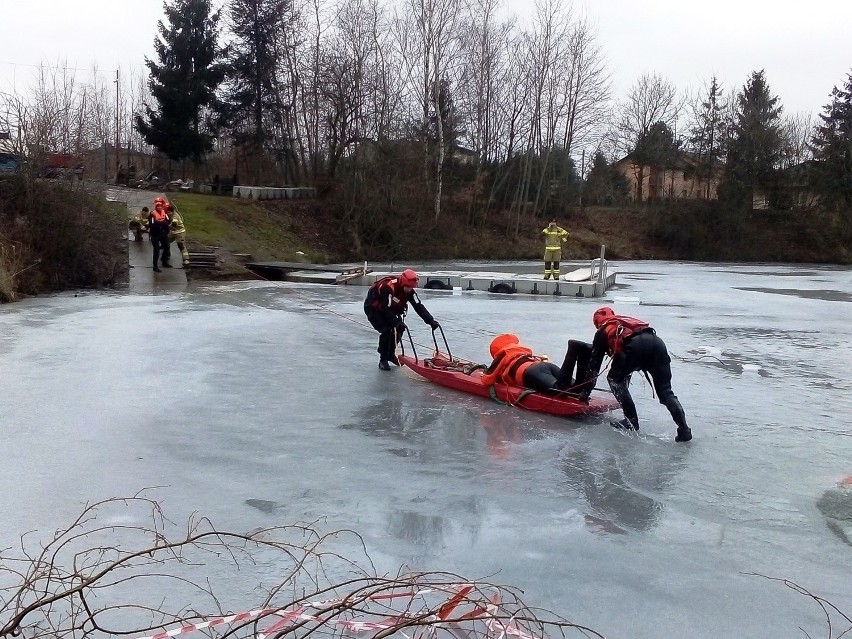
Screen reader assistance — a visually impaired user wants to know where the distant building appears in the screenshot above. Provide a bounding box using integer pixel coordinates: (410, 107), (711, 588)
(452, 144), (479, 165)
(0, 152), (21, 174)
(753, 161), (821, 211)
(0, 129), (14, 155)
(613, 151), (723, 202)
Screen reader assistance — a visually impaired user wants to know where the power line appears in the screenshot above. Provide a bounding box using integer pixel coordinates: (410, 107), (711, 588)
(0, 60), (146, 73)
(0, 60), (89, 72)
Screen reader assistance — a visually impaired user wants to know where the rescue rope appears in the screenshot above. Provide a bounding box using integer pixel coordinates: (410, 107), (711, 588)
(225, 258), (456, 358)
(170, 219), (615, 393)
(488, 386), (537, 407)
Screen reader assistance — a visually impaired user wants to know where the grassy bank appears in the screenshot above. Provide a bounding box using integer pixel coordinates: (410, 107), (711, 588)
(170, 193), (339, 276)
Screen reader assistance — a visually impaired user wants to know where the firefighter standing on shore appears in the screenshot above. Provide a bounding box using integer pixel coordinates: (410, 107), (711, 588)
(166, 203), (190, 267)
(541, 220), (569, 279)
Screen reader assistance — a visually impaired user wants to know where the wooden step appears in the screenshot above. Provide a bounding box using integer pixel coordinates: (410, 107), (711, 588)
(186, 252), (219, 268)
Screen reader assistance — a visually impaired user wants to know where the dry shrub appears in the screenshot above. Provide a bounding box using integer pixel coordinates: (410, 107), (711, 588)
(0, 237), (25, 302)
(0, 492), (604, 639)
(0, 176), (127, 300)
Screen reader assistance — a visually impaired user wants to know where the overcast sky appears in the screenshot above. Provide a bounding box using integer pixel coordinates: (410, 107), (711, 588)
(1, 0), (850, 119)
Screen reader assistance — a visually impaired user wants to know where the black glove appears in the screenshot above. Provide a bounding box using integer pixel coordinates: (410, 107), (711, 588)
(428, 319), (440, 330)
(395, 322), (407, 334)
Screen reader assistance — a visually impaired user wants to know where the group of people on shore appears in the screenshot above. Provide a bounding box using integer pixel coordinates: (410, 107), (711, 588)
(128, 197), (190, 271)
(362, 268), (692, 443)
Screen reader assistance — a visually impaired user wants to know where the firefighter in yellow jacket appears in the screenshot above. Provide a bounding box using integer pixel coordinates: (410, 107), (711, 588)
(128, 207), (150, 242)
(541, 219), (569, 279)
(166, 203), (190, 266)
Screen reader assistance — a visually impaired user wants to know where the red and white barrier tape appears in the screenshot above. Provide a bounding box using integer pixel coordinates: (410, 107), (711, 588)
(142, 608), (279, 639)
(133, 585), (537, 639)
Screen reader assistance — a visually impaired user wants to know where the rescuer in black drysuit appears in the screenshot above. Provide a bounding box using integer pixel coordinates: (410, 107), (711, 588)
(363, 269), (440, 370)
(575, 307), (693, 442)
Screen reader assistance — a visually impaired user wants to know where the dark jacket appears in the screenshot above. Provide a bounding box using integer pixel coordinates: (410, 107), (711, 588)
(364, 276), (434, 327)
(587, 317), (655, 381)
(147, 209), (171, 238)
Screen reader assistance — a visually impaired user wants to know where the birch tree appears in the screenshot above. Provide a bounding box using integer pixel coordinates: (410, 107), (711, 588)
(395, 0), (461, 221)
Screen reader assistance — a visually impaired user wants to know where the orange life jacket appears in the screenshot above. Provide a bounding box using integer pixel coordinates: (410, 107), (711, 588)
(481, 344), (542, 387)
(150, 208), (169, 223)
(599, 315), (651, 355)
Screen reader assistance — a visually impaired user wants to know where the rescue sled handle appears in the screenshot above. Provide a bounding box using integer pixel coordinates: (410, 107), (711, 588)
(399, 324), (452, 364)
(401, 325), (417, 362)
(432, 325), (453, 362)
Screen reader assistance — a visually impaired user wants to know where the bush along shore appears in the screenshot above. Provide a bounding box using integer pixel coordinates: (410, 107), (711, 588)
(1, 180), (850, 302)
(0, 176), (127, 302)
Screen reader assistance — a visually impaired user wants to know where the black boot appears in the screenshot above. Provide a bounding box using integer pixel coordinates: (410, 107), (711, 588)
(378, 359), (391, 371)
(675, 427), (693, 442)
(664, 396), (692, 442)
(611, 417), (639, 431)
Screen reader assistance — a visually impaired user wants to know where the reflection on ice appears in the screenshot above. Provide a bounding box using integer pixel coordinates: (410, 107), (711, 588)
(558, 437), (688, 534)
(817, 479), (852, 546)
(388, 510), (446, 546)
(245, 499), (280, 514)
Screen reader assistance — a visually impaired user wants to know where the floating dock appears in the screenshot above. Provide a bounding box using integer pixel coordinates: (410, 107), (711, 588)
(247, 248), (616, 297)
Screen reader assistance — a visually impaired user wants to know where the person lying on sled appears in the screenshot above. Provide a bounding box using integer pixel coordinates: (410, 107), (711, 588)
(480, 333), (587, 397)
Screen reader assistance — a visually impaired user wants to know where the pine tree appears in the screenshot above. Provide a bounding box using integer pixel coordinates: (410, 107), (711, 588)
(582, 151), (629, 205)
(721, 70), (783, 209)
(632, 121), (678, 200)
(810, 70), (852, 210)
(135, 0), (226, 163)
(223, 0), (291, 180)
(688, 76), (728, 198)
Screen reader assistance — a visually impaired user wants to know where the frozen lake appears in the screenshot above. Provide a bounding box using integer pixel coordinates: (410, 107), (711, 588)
(1, 260), (850, 638)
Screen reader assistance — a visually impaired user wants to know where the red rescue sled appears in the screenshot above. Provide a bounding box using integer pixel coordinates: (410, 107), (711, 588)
(399, 352), (619, 417)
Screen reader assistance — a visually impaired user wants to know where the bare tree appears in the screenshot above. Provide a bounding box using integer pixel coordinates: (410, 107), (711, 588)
(615, 72), (682, 200)
(319, 0), (398, 178)
(506, 0), (566, 229)
(684, 76), (729, 199)
(505, 0), (609, 225)
(394, 0), (462, 222)
(779, 111), (813, 169)
(558, 17), (609, 160)
(454, 0), (515, 223)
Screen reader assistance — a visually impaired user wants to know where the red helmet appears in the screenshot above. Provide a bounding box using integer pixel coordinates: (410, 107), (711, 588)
(593, 306), (615, 328)
(489, 333), (519, 358)
(398, 269), (419, 288)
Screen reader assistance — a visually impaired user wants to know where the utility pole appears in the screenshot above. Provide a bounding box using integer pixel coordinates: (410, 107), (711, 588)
(114, 69), (120, 183)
